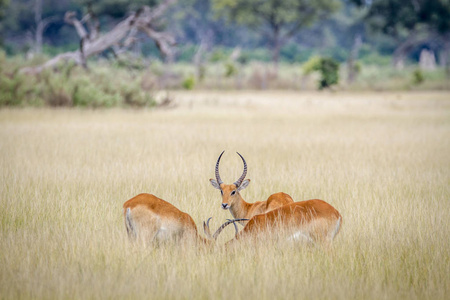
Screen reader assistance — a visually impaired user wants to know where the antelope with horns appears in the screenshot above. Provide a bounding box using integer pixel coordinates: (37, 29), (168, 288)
(205, 199), (342, 245)
(210, 151), (294, 222)
(123, 193), (244, 245)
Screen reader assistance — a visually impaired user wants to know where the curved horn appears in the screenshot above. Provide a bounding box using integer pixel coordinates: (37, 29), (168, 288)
(215, 151), (225, 185)
(211, 218), (249, 240)
(230, 219), (239, 237)
(233, 152), (247, 187)
(203, 217), (213, 239)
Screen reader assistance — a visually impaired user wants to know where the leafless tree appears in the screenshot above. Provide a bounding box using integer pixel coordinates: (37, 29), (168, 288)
(21, 0), (177, 74)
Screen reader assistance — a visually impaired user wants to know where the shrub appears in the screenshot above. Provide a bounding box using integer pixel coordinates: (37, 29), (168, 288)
(210, 49), (228, 63)
(224, 62), (237, 77)
(0, 53), (161, 108)
(412, 69), (425, 85)
(303, 56), (322, 75)
(318, 57), (340, 89)
(0, 71), (26, 106)
(120, 83), (155, 107)
(303, 56), (340, 90)
(182, 75), (195, 90)
(72, 78), (121, 108)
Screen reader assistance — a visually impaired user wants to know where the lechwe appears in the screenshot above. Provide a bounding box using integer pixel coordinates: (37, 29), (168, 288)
(123, 193), (245, 245)
(210, 151), (294, 222)
(205, 199), (342, 245)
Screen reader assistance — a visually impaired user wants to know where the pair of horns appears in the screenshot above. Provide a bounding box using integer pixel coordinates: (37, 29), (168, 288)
(203, 217), (249, 240)
(215, 151), (247, 187)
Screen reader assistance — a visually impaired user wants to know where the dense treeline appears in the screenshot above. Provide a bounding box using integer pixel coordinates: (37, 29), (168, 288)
(1, 0), (449, 67)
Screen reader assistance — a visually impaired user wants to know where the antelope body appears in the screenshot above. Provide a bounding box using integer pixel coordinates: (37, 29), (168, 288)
(210, 151), (294, 221)
(123, 193), (208, 244)
(207, 199), (342, 245)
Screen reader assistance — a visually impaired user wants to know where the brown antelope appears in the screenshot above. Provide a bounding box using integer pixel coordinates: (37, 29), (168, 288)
(205, 199), (342, 245)
(123, 193), (244, 245)
(210, 151), (294, 222)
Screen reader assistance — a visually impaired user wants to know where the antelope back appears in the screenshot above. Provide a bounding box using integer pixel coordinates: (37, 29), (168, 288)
(123, 193), (198, 243)
(237, 200), (342, 242)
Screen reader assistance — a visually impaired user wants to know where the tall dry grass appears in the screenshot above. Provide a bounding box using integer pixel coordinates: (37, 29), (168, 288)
(0, 91), (449, 299)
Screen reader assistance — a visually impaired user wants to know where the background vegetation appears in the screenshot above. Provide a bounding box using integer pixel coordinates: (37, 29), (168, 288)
(0, 0), (448, 107)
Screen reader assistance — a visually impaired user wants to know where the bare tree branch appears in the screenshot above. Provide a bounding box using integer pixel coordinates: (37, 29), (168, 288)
(21, 0), (177, 74)
(64, 11), (88, 40)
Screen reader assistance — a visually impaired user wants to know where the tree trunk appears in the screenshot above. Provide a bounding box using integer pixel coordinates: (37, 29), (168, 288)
(419, 49), (436, 70)
(440, 35), (450, 77)
(347, 34), (362, 84)
(392, 48), (407, 70)
(272, 26), (281, 76)
(34, 0), (43, 54)
(392, 30), (439, 70)
(193, 30), (212, 81)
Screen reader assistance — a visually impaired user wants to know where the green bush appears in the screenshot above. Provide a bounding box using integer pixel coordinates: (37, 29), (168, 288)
(303, 56), (340, 90)
(182, 75), (195, 90)
(0, 71), (26, 106)
(120, 83), (155, 107)
(318, 57), (340, 89)
(209, 49), (228, 63)
(72, 78), (121, 107)
(224, 62), (237, 77)
(0, 55), (157, 108)
(412, 69), (425, 85)
(303, 56), (322, 75)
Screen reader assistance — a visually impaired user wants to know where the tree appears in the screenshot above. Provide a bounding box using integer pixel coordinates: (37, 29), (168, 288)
(2, 0), (75, 54)
(352, 0), (450, 69)
(212, 0), (340, 72)
(21, 0), (177, 74)
(34, 0), (60, 54)
(0, 0), (10, 45)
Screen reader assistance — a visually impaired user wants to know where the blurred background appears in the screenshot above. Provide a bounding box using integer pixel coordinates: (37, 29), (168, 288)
(0, 0), (449, 107)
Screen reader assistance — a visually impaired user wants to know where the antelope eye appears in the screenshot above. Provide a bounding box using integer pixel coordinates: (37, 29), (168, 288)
(231, 190), (236, 196)
(220, 190), (223, 195)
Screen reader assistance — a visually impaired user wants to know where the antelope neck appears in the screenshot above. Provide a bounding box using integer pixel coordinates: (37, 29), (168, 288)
(230, 193), (251, 219)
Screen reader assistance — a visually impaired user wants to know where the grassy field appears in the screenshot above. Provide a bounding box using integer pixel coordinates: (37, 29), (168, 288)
(0, 91), (449, 299)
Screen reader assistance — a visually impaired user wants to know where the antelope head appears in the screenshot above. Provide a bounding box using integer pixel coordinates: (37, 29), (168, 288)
(209, 151), (251, 211)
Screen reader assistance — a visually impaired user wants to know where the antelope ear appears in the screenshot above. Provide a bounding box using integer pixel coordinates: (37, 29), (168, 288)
(210, 179), (221, 190)
(237, 179), (251, 191)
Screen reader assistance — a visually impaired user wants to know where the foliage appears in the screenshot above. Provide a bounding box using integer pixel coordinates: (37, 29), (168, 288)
(213, 0), (340, 30)
(303, 56), (340, 89)
(76, 0), (160, 17)
(0, 0), (10, 44)
(351, 0), (450, 64)
(0, 53), (156, 108)
(224, 62), (237, 77)
(354, 0), (450, 37)
(182, 74), (195, 89)
(317, 57), (340, 89)
(303, 56), (324, 75)
(1, 53), (448, 108)
(0, 71), (27, 106)
(412, 69), (425, 85)
(0, 0), (9, 23)
(212, 0), (340, 65)
(209, 48), (228, 63)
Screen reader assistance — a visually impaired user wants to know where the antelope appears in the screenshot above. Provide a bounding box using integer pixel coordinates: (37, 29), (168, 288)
(123, 193), (245, 245)
(210, 151), (294, 222)
(205, 199), (342, 245)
